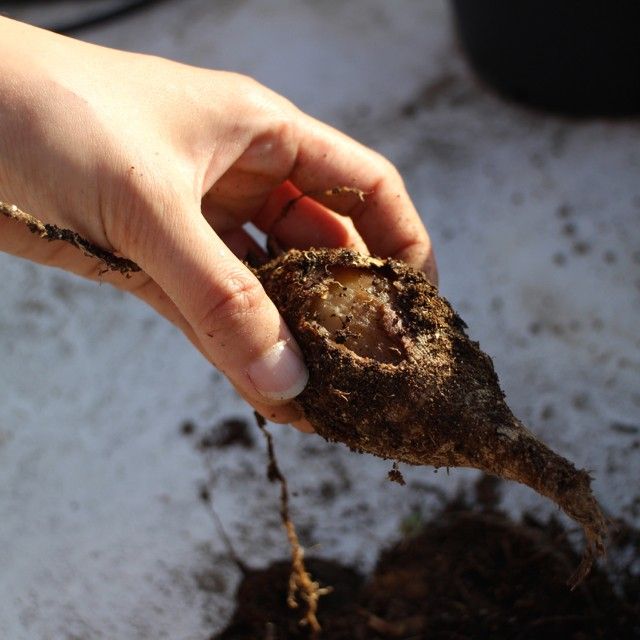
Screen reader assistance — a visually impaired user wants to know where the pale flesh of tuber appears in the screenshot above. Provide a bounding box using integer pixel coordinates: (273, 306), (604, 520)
(311, 267), (405, 364)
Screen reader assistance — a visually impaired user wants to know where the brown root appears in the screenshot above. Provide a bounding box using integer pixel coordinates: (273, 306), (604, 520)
(476, 416), (608, 588)
(255, 413), (331, 636)
(0, 200), (140, 275)
(282, 186), (370, 218)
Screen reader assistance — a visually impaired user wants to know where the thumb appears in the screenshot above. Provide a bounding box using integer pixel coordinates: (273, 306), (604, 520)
(130, 207), (308, 407)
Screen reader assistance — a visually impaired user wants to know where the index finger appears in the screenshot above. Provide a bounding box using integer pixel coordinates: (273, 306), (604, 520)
(288, 114), (438, 284)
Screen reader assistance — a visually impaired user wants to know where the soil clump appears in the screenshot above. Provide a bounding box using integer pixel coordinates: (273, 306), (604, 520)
(214, 505), (639, 640)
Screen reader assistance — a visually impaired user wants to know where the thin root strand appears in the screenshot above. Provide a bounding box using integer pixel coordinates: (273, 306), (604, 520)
(282, 186), (370, 218)
(0, 200), (141, 275)
(255, 412), (331, 636)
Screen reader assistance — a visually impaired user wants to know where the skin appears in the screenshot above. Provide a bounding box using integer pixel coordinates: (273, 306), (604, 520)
(0, 16), (437, 431)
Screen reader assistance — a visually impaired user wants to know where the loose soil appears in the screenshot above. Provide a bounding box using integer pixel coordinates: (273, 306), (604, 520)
(214, 504), (639, 639)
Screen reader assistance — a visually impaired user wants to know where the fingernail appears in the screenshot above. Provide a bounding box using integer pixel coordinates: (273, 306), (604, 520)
(247, 340), (308, 401)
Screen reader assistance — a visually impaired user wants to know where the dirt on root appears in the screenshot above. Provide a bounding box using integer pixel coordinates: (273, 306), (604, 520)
(214, 505), (639, 640)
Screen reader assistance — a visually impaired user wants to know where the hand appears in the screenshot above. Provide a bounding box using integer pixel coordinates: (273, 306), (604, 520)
(0, 17), (437, 429)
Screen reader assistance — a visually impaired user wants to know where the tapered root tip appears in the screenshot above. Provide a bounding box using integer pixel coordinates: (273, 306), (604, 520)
(490, 422), (608, 588)
(568, 543), (602, 590)
(533, 466), (607, 589)
(559, 469), (608, 589)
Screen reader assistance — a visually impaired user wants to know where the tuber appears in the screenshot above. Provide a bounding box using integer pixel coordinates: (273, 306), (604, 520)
(256, 248), (607, 586)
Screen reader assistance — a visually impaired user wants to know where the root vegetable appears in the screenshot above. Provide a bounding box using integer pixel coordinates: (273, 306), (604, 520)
(256, 248), (607, 587)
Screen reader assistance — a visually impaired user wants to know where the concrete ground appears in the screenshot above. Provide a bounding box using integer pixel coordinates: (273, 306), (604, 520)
(0, 1), (639, 638)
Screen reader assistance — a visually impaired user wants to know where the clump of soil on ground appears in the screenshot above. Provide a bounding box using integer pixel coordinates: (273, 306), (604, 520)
(179, 416), (254, 450)
(214, 502), (639, 640)
(198, 417), (255, 450)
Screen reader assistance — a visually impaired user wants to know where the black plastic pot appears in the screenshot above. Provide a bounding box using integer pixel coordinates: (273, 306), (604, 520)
(451, 0), (640, 116)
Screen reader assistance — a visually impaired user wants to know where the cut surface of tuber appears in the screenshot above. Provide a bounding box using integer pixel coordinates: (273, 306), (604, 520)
(311, 267), (405, 364)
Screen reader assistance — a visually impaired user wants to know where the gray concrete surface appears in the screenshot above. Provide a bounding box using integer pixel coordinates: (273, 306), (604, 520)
(1, 1), (639, 638)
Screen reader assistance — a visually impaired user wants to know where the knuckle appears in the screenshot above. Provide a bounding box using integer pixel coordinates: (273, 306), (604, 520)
(230, 72), (264, 97)
(199, 273), (265, 339)
(261, 113), (299, 167)
(270, 113), (297, 146)
(233, 72), (298, 117)
(374, 153), (402, 183)
(230, 73), (273, 112)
